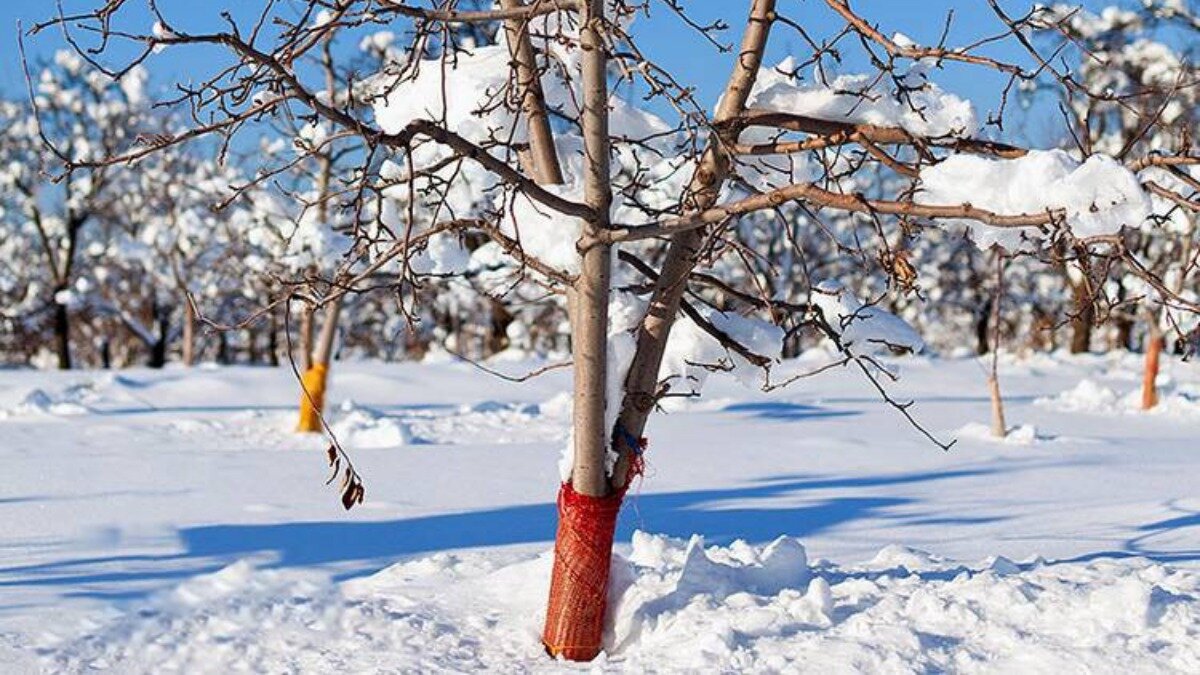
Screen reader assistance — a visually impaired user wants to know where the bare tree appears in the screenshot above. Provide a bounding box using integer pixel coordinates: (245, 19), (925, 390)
(30, 0), (1200, 661)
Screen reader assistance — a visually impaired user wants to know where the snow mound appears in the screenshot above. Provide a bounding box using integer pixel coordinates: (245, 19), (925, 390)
(11, 388), (90, 416)
(1133, 383), (1200, 419)
(407, 400), (565, 446)
(955, 422), (1044, 445)
(536, 391), (573, 420)
(1038, 378), (1122, 412)
(42, 534), (1200, 673)
(866, 543), (948, 571)
(166, 419), (224, 435)
(329, 400), (409, 449)
(43, 561), (404, 673)
(608, 533), (820, 656)
(1037, 379), (1200, 419)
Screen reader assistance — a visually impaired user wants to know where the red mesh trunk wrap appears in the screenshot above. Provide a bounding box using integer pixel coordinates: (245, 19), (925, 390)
(542, 482), (624, 661)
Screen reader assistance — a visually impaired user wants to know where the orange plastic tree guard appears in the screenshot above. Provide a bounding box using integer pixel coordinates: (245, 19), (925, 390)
(296, 363), (328, 432)
(1142, 336), (1164, 410)
(542, 482), (624, 661)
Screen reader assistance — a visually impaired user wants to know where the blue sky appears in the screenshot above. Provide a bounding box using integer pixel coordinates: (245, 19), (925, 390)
(0, 0), (1123, 147)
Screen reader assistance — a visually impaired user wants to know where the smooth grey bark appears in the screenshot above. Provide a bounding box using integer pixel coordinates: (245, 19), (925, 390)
(182, 297), (196, 367)
(500, 0), (565, 186)
(313, 299), (343, 367)
(569, 0), (614, 498)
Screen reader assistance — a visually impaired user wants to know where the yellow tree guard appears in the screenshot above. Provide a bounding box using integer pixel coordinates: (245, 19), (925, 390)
(296, 363), (328, 432)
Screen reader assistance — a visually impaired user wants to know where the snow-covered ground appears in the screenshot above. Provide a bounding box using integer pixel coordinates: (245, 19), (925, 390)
(2, 351), (1199, 673)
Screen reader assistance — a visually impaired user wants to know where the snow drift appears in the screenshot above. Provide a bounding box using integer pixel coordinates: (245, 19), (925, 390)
(43, 533), (1200, 673)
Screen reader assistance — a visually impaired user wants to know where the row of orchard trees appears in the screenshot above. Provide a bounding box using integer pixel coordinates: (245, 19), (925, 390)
(2, 3), (1199, 439)
(0, 39), (570, 375)
(1, 3), (1197, 450)
(0, 51), (287, 370)
(4, 10), (1197, 372)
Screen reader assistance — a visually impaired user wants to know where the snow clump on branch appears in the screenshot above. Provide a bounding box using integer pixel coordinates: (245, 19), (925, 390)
(810, 280), (924, 355)
(747, 57), (980, 139)
(916, 149), (1152, 251)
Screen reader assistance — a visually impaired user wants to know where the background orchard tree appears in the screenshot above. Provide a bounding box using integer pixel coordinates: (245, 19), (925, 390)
(30, 0), (1200, 662)
(83, 144), (251, 368)
(0, 52), (152, 369)
(1031, 1), (1200, 404)
(0, 51), (254, 369)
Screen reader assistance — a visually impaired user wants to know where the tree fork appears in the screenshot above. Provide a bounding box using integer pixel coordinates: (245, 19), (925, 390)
(612, 0), (777, 488)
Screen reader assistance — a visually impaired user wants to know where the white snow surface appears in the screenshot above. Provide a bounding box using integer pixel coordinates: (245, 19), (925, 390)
(2, 353), (1200, 672)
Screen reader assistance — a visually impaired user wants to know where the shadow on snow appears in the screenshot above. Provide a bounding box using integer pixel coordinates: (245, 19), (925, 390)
(4, 465), (1198, 605)
(0, 467), (995, 602)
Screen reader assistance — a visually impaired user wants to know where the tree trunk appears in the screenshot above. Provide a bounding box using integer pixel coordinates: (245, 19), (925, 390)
(217, 331), (230, 365)
(974, 300), (991, 356)
(1142, 329), (1164, 410)
(567, 264), (612, 496)
(988, 252), (1007, 438)
(488, 298), (514, 356)
(297, 299), (342, 433)
(612, 0), (775, 487)
(148, 339), (167, 369)
(541, 0), (621, 661)
(53, 292), (72, 370)
(988, 375), (1007, 438)
(1070, 310), (1093, 354)
(298, 302), (315, 373)
(542, 1), (777, 662)
(182, 298), (196, 367)
(500, 0), (564, 186)
(147, 301), (171, 369)
(247, 328), (260, 364)
(1113, 282), (1134, 351)
(268, 306), (281, 367)
(1115, 317), (1134, 352)
(1069, 281), (1093, 354)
